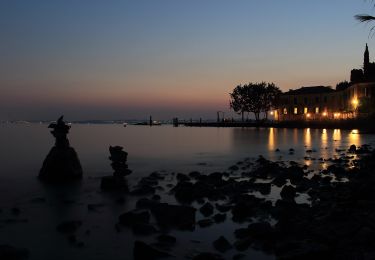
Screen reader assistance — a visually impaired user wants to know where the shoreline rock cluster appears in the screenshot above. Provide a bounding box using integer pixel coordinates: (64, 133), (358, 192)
(27, 121), (375, 259)
(113, 144), (375, 259)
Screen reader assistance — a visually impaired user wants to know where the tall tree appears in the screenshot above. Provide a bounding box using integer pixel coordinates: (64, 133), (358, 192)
(262, 82), (281, 119)
(246, 82), (266, 121)
(229, 85), (248, 122)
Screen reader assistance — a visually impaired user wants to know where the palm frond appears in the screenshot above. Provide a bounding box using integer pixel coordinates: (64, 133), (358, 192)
(355, 14), (375, 23)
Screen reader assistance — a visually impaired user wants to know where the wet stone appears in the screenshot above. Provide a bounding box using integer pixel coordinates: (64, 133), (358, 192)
(200, 202), (214, 217)
(213, 236), (232, 253)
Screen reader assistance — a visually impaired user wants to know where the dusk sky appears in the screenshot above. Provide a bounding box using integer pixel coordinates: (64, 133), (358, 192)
(1, 0), (374, 120)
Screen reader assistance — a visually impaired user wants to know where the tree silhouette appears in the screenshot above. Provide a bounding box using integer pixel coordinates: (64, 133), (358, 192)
(229, 82), (281, 122)
(262, 82), (282, 119)
(229, 85), (248, 122)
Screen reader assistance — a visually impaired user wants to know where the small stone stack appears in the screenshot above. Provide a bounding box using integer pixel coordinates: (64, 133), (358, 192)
(39, 116), (83, 181)
(101, 146), (132, 191)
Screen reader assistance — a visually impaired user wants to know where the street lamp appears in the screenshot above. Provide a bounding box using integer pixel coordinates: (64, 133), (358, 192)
(352, 98), (359, 109)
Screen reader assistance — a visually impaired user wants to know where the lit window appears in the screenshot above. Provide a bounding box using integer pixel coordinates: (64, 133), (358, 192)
(283, 108), (288, 115)
(304, 107), (308, 114)
(294, 107), (298, 114)
(315, 107), (319, 114)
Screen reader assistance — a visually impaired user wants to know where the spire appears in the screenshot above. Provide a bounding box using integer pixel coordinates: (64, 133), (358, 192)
(364, 43), (370, 78)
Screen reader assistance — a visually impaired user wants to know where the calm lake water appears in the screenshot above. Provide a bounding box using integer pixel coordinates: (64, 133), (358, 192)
(1, 123), (375, 260)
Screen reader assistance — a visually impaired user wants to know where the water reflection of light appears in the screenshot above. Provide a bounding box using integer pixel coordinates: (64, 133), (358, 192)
(293, 128), (298, 145)
(333, 129), (341, 141)
(304, 159), (311, 167)
(349, 129), (361, 145)
(321, 128), (328, 160)
(268, 127), (275, 151)
(304, 128), (311, 147)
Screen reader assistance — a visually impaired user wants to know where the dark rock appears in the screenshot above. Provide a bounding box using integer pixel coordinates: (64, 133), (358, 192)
(280, 185), (296, 201)
(349, 144), (357, 153)
(176, 173), (190, 182)
(118, 210), (150, 226)
(246, 222), (274, 239)
(87, 203), (105, 212)
(0, 245), (29, 260)
(213, 213), (226, 223)
(136, 198), (157, 209)
(231, 194), (265, 222)
(172, 181), (194, 203)
(189, 171), (202, 179)
(215, 203), (232, 213)
(252, 182), (271, 195)
(229, 165), (239, 171)
(39, 116), (82, 181)
(151, 203), (196, 230)
(193, 252), (224, 260)
(200, 202), (214, 217)
(100, 176), (128, 191)
(152, 194), (161, 201)
(130, 185), (155, 196)
(132, 223), (157, 235)
(213, 236), (232, 253)
(11, 208), (20, 215)
(273, 175), (287, 187)
(234, 238), (253, 251)
(101, 145), (132, 191)
(156, 234), (177, 244)
(39, 146), (82, 181)
(133, 241), (171, 260)
(56, 220), (82, 233)
(232, 253), (247, 260)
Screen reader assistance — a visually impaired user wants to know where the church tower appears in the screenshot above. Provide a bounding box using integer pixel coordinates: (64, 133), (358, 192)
(364, 43), (370, 79)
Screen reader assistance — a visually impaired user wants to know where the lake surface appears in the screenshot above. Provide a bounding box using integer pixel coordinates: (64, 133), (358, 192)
(1, 123), (375, 259)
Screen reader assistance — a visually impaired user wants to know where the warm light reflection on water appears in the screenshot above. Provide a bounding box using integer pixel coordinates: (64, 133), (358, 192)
(321, 128), (328, 153)
(333, 129), (341, 141)
(349, 129), (361, 146)
(304, 128), (311, 148)
(268, 127), (275, 151)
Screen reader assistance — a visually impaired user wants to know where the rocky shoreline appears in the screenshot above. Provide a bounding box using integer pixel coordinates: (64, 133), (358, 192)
(2, 144), (375, 260)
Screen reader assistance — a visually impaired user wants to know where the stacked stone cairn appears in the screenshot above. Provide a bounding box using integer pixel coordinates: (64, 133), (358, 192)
(101, 146), (132, 191)
(39, 116), (83, 181)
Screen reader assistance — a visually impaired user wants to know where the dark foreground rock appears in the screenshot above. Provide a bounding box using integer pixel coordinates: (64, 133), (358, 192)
(133, 241), (172, 260)
(192, 252), (224, 260)
(213, 236), (232, 253)
(0, 245), (29, 260)
(151, 203), (196, 230)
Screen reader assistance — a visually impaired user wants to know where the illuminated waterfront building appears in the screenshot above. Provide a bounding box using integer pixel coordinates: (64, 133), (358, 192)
(276, 45), (375, 120)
